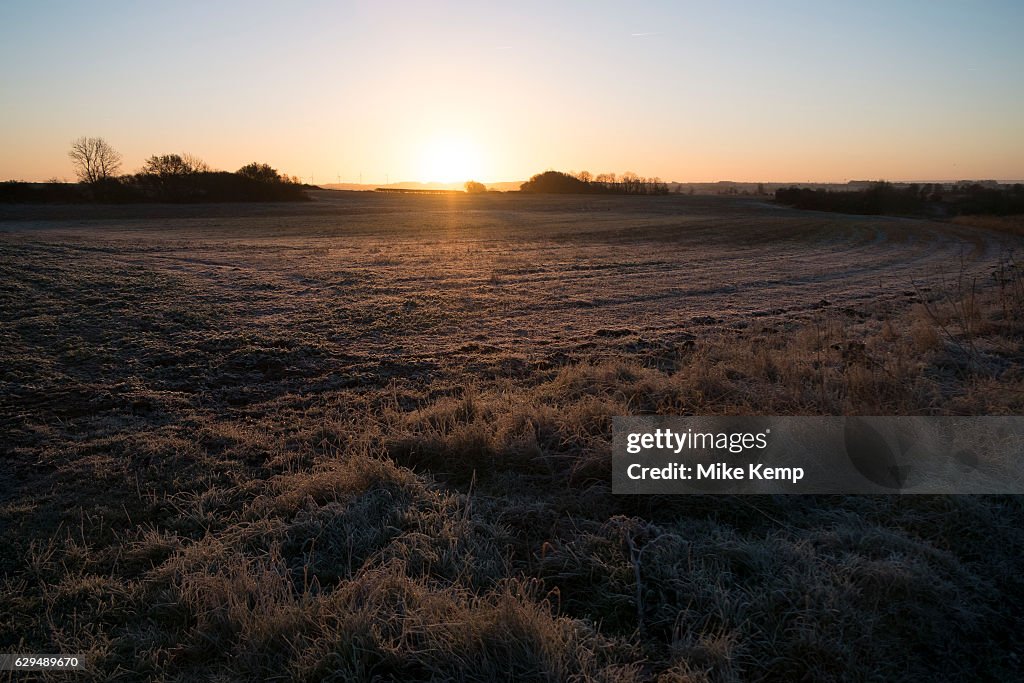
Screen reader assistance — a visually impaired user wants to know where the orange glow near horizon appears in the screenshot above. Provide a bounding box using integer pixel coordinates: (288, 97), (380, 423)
(1, 3), (1022, 184)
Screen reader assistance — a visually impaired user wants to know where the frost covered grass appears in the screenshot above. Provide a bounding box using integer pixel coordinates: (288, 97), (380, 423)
(2, 192), (1023, 680)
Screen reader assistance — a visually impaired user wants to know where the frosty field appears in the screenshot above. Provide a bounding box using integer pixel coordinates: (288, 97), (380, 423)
(2, 191), (1023, 680)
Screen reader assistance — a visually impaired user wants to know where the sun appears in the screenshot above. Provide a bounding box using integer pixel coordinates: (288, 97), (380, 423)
(418, 135), (481, 184)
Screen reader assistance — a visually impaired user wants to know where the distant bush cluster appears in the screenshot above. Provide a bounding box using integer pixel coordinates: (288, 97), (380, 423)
(124, 158), (308, 203)
(520, 170), (670, 195)
(0, 137), (308, 203)
(776, 181), (1024, 217)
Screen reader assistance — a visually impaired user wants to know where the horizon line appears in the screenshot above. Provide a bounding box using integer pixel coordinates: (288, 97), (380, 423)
(7, 175), (1024, 186)
(319, 177), (1024, 187)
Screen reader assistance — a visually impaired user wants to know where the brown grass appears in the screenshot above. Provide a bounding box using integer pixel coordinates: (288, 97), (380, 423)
(1, 193), (1023, 680)
(953, 214), (1024, 237)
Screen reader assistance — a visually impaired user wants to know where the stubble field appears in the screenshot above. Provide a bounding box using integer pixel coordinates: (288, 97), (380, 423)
(2, 191), (1023, 681)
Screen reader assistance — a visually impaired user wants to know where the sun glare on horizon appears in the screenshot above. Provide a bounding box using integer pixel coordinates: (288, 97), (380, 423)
(418, 135), (483, 184)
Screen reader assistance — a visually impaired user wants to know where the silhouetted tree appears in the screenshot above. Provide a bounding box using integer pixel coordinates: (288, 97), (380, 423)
(141, 153), (210, 177)
(237, 162), (281, 183)
(621, 171), (640, 194)
(68, 137), (121, 183)
(775, 180), (1024, 217)
(647, 176), (670, 195)
(520, 171), (591, 193)
(464, 180), (487, 194)
(133, 153), (212, 201)
(520, 170), (669, 195)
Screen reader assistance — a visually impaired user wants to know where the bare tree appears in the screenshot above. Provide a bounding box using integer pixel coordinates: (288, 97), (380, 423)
(181, 153), (211, 174)
(68, 137), (122, 183)
(621, 171), (640, 194)
(141, 153), (210, 177)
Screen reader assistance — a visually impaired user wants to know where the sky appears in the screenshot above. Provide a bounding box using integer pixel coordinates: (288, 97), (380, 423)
(1, 0), (1022, 184)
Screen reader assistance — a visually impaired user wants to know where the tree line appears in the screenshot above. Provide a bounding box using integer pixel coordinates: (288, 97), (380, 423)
(0, 137), (308, 203)
(519, 170), (670, 195)
(775, 181), (1024, 217)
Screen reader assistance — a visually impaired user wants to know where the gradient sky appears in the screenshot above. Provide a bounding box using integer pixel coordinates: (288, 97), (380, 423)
(2, 0), (1022, 183)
